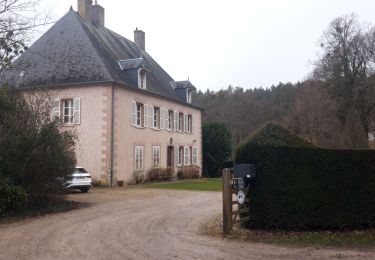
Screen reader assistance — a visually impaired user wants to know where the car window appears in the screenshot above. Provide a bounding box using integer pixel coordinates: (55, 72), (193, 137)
(77, 168), (88, 173)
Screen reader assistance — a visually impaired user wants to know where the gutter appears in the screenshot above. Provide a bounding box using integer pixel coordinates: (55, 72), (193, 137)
(109, 82), (116, 187)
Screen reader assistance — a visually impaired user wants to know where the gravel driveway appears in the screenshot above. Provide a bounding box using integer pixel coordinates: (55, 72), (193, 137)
(0, 188), (374, 260)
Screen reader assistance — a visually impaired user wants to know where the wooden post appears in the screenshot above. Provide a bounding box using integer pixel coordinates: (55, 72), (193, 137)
(222, 168), (232, 236)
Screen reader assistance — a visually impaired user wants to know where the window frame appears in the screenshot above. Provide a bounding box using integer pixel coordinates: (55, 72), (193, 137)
(134, 145), (144, 171)
(138, 69), (147, 90)
(152, 146), (161, 167)
(62, 99), (74, 124)
(177, 146), (183, 166)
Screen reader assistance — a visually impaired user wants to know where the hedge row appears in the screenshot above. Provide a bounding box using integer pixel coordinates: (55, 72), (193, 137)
(235, 123), (375, 230)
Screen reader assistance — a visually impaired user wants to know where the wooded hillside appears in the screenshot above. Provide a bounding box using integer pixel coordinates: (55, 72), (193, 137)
(195, 14), (375, 149)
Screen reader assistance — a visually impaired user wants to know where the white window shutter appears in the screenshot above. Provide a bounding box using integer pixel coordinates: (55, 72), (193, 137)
(144, 104), (148, 127)
(149, 105), (154, 128)
(160, 108), (164, 129)
(174, 111), (178, 131)
(73, 98), (81, 124)
(192, 115), (195, 134)
(184, 113), (188, 132)
(166, 110), (170, 130)
(131, 101), (136, 126)
(52, 100), (60, 119)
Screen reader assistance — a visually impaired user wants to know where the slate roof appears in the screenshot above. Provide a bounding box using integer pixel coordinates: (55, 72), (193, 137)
(3, 10), (200, 107)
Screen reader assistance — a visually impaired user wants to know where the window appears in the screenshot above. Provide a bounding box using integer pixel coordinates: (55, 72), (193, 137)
(152, 146), (161, 167)
(184, 146), (190, 165)
(168, 110), (174, 130)
(138, 69), (147, 89)
(132, 101), (144, 127)
(177, 146), (183, 166)
(187, 90), (192, 103)
(153, 107), (160, 128)
(134, 146), (144, 171)
(187, 115), (193, 133)
(178, 112), (183, 132)
(192, 147), (198, 165)
(63, 99), (74, 123)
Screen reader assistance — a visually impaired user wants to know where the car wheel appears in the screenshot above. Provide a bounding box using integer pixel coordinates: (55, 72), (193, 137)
(80, 188), (90, 193)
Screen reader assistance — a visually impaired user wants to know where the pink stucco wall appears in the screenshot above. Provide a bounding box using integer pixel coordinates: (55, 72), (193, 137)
(114, 86), (202, 182)
(52, 84), (202, 183)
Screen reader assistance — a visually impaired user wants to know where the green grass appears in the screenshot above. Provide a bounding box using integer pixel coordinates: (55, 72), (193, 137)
(144, 178), (222, 192)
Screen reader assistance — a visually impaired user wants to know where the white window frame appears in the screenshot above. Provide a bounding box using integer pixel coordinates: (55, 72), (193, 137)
(168, 110), (173, 130)
(136, 102), (143, 127)
(138, 69), (147, 89)
(187, 115), (192, 133)
(184, 146), (190, 166)
(63, 99), (74, 124)
(153, 106), (160, 129)
(134, 146), (144, 171)
(152, 146), (161, 167)
(178, 113), (183, 132)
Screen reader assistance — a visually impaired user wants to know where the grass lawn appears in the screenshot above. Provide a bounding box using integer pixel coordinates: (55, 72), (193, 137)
(143, 178), (221, 192)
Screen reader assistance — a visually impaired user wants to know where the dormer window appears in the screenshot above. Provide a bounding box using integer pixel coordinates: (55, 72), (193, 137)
(187, 90), (192, 103)
(138, 69), (147, 89)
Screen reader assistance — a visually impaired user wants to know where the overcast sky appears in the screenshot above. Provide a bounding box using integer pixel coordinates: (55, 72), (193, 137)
(36, 0), (375, 91)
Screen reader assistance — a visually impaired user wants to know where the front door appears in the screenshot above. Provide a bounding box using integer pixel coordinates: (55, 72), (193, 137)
(167, 146), (174, 175)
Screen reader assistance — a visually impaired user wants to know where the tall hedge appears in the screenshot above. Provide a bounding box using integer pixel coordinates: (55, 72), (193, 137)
(236, 123), (375, 230)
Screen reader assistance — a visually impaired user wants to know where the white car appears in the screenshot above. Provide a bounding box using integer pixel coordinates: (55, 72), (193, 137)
(64, 167), (92, 193)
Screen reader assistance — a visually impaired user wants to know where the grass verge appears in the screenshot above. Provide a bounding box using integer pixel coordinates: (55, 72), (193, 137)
(143, 178), (221, 192)
(200, 215), (375, 248)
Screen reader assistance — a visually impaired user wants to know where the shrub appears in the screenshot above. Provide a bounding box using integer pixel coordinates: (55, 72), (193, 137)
(132, 172), (144, 184)
(203, 123), (232, 177)
(0, 179), (27, 215)
(147, 168), (172, 182)
(236, 123), (375, 230)
(176, 166), (200, 179)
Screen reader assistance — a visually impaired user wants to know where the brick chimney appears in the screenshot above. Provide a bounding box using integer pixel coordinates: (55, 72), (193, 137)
(77, 0), (105, 27)
(134, 28), (145, 51)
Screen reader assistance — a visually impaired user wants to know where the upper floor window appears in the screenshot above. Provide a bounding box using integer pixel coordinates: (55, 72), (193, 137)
(52, 98), (81, 125)
(138, 69), (147, 89)
(131, 101), (144, 127)
(187, 90), (192, 103)
(178, 112), (184, 132)
(153, 106), (160, 128)
(187, 115), (192, 133)
(167, 110), (174, 130)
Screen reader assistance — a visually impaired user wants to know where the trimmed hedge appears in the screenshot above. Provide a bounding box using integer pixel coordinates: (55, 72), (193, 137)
(236, 123), (375, 230)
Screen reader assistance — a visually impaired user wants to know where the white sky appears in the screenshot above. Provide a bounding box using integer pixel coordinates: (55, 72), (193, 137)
(36, 0), (375, 91)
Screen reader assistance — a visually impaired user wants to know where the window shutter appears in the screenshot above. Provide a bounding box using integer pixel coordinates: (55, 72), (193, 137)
(192, 115), (195, 134)
(131, 101), (136, 126)
(166, 110), (170, 130)
(52, 100), (60, 119)
(175, 146), (179, 165)
(184, 113), (188, 132)
(73, 98), (81, 124)
(174, 111), (178, 131)
(160, 108), (164, 129)
(193, 147), (198, 165)
(149, 105), (154, 128)
(144, 104), (148, 127)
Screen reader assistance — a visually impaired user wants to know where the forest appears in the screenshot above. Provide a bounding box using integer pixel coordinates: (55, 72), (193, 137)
(195, 14), (375, 149)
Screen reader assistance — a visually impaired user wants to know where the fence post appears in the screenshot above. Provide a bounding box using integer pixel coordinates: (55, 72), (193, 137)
(222, 168), (232, 236)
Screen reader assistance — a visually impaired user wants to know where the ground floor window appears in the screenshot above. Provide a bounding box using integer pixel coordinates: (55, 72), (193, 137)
(177, 146), (183, 166)
(152, 146), (161, 167)
(134, 146), (144, 171)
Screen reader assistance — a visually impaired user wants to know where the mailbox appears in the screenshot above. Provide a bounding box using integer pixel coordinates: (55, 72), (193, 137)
(234, 164), (256, 179)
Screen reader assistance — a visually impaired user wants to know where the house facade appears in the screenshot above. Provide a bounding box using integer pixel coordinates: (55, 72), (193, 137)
(6, 0), (202, 184)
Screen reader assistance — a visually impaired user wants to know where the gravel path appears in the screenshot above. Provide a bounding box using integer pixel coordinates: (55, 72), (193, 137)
(0, 188), (374, 260)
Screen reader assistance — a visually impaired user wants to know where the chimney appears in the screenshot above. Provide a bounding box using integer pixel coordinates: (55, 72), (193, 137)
(134, 28), (145, 51)
(91, 4), (105, 27)
(77, 0), (92, 23)
(77, 0), (105, 28)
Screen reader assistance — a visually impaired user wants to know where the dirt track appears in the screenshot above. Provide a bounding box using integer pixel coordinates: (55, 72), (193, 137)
(0, 188), (374, 260)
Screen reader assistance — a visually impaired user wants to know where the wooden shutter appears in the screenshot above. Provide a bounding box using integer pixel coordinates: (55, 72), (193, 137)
(149, 105), (154, 128)
(174, 111), (178, 131)
(184, 113), (188, 132)
(73, 98), (81, 124)
(52, 100), (60, 119)
(144, 104), (148, 127)
(131, 101), (136, 126)
(160, 108), (164, 129)
(193, 147), (198, 165)
(192, 115), (195, 134)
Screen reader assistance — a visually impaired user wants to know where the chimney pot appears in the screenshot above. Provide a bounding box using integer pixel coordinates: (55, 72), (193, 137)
(134, 29), (145, 51)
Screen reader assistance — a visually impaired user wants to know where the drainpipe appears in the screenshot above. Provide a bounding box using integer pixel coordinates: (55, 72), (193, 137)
(109, 82), (115, 187)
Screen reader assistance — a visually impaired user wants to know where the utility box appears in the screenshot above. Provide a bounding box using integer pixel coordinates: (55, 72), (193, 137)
(233, 164), (256, 179)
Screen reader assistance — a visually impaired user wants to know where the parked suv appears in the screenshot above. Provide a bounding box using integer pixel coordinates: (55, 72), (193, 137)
(64, 167), (92, 193)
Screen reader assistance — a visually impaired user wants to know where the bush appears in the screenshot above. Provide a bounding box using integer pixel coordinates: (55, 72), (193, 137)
(202, 123), (232, 177)
(0, 179), (27, 215)
(147, 168), (172, 182)
(132, 172), (144, 184)
(176, 166), (201, 179)
(236, 123), (375, 230)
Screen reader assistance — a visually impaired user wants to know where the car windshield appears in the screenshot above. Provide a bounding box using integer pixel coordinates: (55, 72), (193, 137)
(74, 168), (88, 174)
